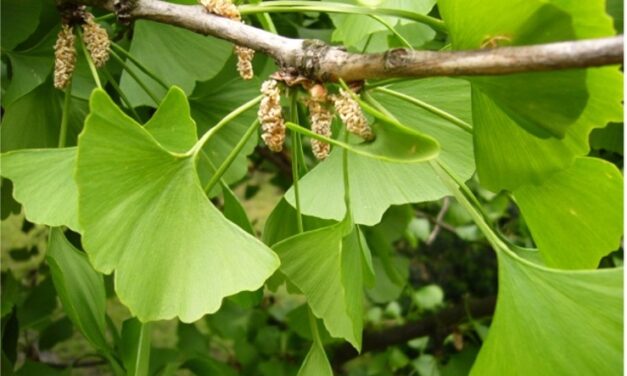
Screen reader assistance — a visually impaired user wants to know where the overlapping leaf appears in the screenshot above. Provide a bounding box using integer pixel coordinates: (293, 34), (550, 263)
(47, 228), (109, 352)
(287, 78), (473, 225)
(1, 148), (79, 231)
(513, 157), (623, 269)
(472, 67), (622, 191)
(471, 249), (623, 375)
(273, 223), (364, 350)
(3, 28), (56, 106)
(1, 0), (42, 50)
(438, 0), (623, 191)
(76, 87), (279, 322)
(190, 77), (261, 188)
(297, 341), (333, 376)
(120, 20), (232, 107)
(329, 0), (436, 50)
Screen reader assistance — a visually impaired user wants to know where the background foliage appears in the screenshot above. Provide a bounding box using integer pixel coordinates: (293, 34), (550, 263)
(0, 0), (624, 375)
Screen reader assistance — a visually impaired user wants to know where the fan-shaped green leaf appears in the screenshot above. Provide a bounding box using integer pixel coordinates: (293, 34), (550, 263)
(473, 67), (623, 190)
(1, 83), (61, 152)
(287, 78), (473, 225)
(76, 88), (279, 322)
(47, 228), (109, 352)
(3, 44), (54, 107)
(513, 157), (623, 269)
(120, 20), (232, 107)
(1, 0), (42, 50)
(439, 0), (623, 190)
(273, 223), (363, 350)
(471, 250), (623, 375)
(439, 0), (590, 139)
(190, 77), (261, 188)
(329, 0), (436, 49)
(1, 148), (79, 231)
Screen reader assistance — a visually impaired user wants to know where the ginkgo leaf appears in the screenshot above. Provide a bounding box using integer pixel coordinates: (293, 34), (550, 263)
(1, 0), (41, 51)
(273, 223), (364, 351)
(190, 77), (261, 188)
(473, 67), (623, 191)
(439, 0), (623, 191)
(329, 0), (436, 49)
(120, 20), (232, 107)
(297, 342), (333, 376)
(76, 88), (279, 322)
(286, 78), (473, 225)
(438, 0), (586, 139)
(143, 87), (198, 153)
(471, 249), (623, 375)
(513, 157), (623, 269)
(1, 147), (79, 232)
(47, 228), (109, 353)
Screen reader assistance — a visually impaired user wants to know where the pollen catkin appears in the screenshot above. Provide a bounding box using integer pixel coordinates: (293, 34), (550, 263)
(332, 89), (374, 141)
(54, 24), (77, 90)
(200, 0), (240, 20)
(82, 13), (110, 68)
(200, 0), (254, 80)
(258, 80), (285, 152)
(235, 45), (255, 80)
(307, 84), (333, 160)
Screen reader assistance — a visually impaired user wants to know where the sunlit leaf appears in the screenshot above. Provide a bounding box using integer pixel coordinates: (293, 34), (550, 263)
(76, 88), (279, 322)
(1, 148), (79, 231)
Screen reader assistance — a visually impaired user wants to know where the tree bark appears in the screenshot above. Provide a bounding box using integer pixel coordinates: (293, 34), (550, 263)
(62, 0), (623, 82)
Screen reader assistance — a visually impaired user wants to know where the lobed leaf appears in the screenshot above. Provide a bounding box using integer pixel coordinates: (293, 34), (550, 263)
(47, 228), (110, 352)
(471, 249), (623, 375)
(76, 88), (279, 322)
(513, 157), (623, 269)
(120, 20), (232, 107)
(287, 77), (473, 225)
(1, 148), (79, 231)
(273, 223), (364, 350)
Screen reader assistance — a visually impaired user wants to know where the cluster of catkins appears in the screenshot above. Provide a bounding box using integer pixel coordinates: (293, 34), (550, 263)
(54, 10), (110, 89)
(200, 0), (255, 80)
(258, 79), (374, 160)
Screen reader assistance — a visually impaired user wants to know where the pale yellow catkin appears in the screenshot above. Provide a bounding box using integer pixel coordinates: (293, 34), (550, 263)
(200, 0), (254, 80)
(332, 89), (374, 141)
(307, 85), (333, 160)
(54, 24), (77, 90)
(258, 79), (286, 152)
(82, 13), (110, 68)
(235, 45), (255, 80)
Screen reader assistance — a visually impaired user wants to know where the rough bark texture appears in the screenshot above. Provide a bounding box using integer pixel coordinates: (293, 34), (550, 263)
(60, 0), (623, 82)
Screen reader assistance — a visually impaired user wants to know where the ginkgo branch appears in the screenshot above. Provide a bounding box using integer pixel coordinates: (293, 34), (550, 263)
(61, 0), (623, 82)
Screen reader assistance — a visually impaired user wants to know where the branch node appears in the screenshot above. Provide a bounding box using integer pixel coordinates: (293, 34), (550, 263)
(384, 48), (411, 72)
(114, 0), (138, 25)
(299, 39), (331, 80)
